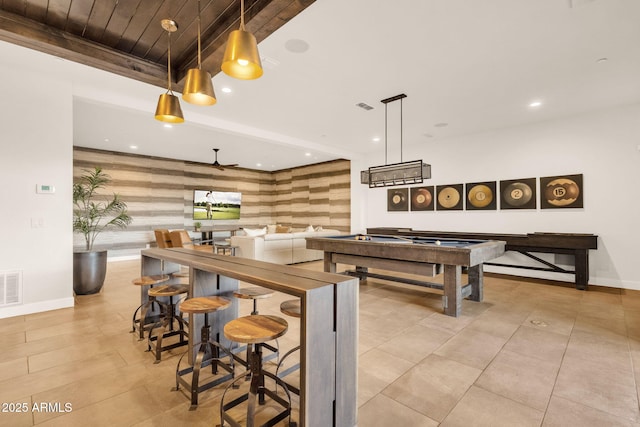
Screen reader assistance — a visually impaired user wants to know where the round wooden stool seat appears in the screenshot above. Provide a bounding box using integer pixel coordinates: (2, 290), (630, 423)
(148, 284), (189, 298)
(280, 299), (301, 318)
(132, 275), (170, 286)
(233, 286), (274, 300)
(180, 296), (231, 314)
(224, 315), (288, 344)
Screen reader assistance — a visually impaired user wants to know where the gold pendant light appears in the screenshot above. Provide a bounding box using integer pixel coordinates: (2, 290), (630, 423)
(221, 0), (263, 80)
(182, 0), (217, 105)
(155, 19), (184, 123)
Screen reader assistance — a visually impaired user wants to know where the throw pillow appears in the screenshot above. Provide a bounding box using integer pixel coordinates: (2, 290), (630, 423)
(305, 225), (314, 232)
(244, 227), (267, 237)
(276, 225), (291, 233)
(266, 224), (277, 234)
(314, 225), (324, 232)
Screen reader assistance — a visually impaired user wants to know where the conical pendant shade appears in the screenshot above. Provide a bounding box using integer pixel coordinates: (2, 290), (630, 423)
(222, 29), (263, 80)
(183, 68), (217, 105)
(155, 92), (184, 123)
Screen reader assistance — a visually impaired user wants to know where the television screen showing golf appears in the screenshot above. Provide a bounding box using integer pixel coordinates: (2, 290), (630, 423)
(193, 190), (241, 220)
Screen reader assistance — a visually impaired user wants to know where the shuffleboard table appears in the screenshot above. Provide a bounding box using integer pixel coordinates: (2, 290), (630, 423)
(306, 234), (505, 317)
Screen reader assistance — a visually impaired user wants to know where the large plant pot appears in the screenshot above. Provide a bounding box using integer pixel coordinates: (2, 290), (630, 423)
(73, 250), (108, 295)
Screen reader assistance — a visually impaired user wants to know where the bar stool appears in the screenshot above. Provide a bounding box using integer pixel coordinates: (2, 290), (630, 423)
(233, 287), (279, 365)
(131, 274), (170, 340)
(147, 284), (190, 363)
(220, 315), (296, 427)
(175, 296), (236, 410)
(275, 299), (301, 396)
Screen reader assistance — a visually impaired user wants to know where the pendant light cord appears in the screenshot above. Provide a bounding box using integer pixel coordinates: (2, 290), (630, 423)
(400, 97), (403, 162)
(240, 0), (246, 30)
(167, 31), (173, 93)
(197, 0), (202, 69)
(384, 102), (388, 165)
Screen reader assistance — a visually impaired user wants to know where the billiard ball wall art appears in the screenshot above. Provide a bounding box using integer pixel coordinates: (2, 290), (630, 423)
(540, 174), (583, 209)
(386, 174), (584, 212)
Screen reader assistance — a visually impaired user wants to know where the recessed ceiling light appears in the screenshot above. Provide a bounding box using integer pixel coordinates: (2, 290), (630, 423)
(596, 57), (608, 64)
(305, 152), (311, 157)
(372, 137), (380, 142)
(164, 124), (173, 128)
(129, 145), (138, 150)
(104, 138), (110, 142)
(529, 101), (543, 108)
(256, 163), (262, 167)
(221, 87), (232, 93)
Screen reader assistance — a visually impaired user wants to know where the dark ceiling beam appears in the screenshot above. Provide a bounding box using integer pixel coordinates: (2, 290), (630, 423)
(0, 9), (170, 89)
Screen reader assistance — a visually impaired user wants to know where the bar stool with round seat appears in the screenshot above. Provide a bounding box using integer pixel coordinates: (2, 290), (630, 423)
(232, 286), (279, 366)
(131, 274), (171, 340)
(147, 283), (190, 363)
(175, 296), (236, 410)
(275, 299), (301, 396)
(220, 314), (296, 427)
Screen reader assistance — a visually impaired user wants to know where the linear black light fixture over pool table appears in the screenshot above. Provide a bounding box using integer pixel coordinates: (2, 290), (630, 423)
(361, 94), (431, 188)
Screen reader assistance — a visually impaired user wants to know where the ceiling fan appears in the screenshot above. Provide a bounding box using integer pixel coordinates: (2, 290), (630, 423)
(211, 148), (238, 171)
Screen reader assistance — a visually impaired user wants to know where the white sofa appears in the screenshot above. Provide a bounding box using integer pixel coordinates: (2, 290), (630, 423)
(231, 228), (341, 264)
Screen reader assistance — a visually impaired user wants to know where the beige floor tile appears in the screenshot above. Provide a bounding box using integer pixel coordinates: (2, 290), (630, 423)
(554, 355), (640, 421)
(433, 328), (507, 370)
(503, 325), (569, 362)
(376, 324), (454, 363)
(358, 394), (438, 427)
(564, 329), (631, 371)
(441, 385), (544, 427)
(523, 309), (576, 336)
(358, 348), (415, 385)
(382, 354), (481, 422)
(466, 310), (521, 339)
(476, 349), (559, 411)
(543, 395), (640, 427)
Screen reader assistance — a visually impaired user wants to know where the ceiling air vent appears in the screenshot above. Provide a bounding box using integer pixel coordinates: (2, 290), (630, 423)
(356, 102), (374, 111)
(0, 270), (22, 306)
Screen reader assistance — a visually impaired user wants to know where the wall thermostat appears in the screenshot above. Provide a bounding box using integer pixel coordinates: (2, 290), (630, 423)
(36, 184), (55, 194)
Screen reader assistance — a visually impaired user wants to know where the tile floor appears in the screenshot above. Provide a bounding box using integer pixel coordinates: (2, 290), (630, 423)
(1, 259), (640, 426)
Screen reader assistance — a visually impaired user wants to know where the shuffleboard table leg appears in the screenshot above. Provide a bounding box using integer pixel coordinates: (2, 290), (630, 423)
(443, 264), (462, 317)
(468, 264), (484, 302)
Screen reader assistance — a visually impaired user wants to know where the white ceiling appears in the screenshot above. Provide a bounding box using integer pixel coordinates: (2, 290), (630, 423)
(3, 0), (640, 171)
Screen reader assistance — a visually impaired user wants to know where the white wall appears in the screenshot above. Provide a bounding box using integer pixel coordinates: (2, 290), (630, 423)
(0, 60), (74, 318)
(352, 103), (640, 289)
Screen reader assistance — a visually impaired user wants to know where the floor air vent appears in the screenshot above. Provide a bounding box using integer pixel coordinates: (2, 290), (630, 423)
(0, 271), (22, 306)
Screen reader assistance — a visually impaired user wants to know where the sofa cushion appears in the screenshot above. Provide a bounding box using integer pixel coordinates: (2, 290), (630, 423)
(264, 232), (294, 241)
(244, 227), (267, 237)
(276, 225), (292, 233)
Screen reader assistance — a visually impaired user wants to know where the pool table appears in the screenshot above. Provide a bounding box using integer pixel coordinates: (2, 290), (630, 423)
(306, 234), (506, 317)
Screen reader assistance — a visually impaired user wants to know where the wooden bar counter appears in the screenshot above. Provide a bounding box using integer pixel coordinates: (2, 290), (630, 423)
(140, 248), (358, 427)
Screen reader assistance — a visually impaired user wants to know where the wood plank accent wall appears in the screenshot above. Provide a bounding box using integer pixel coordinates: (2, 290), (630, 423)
(73, 147), (350, 253)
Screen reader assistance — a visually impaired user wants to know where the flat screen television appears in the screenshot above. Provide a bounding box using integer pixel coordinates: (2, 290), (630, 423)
(193, 190), (242, 220)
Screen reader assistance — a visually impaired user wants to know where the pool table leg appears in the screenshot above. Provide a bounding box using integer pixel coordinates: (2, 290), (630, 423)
(443, 264), (462, 317)
(324, 253), (337, 273)
(468, 264), (483, 302)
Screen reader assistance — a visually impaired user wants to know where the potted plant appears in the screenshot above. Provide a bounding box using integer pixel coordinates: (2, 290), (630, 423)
(73, 167), (132, 295)
(194, 221), (202, 232)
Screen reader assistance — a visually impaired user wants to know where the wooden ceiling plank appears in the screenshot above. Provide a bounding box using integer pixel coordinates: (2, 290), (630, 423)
(114, 0), (164, 54)
(45, 0), (72, 29)
(25, 0), (48, 22)
(99, 0), (143, 48)
(2, 0), (26, 16)
(82, 0), (117, 41)
(130, 0), (190, 62)
(0, 9), (170, 88)
(65, 0), (94, 35)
